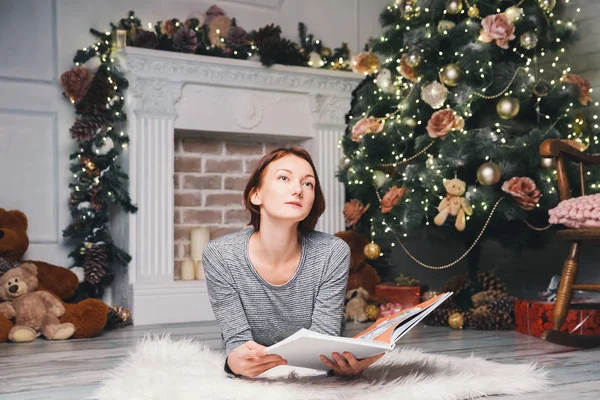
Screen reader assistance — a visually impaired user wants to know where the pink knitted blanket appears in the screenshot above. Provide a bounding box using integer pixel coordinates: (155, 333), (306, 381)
(548, 193), (600, 228)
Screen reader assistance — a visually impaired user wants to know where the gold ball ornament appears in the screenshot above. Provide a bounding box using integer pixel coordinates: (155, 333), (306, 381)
(476, 162), (502, 186)
(373, 170), (388, 188)
(496, 97), (520, 120)
(539, 0), (556, 12)
(320, 47), (332, 58)
(364, 242), (381, 260)
(339, 156), (351, 170)
(467, 5), (480, 19)
(446, 0), (463, 15)
(541, 157), (556, 169)
(520, 32), (538, 50)
(504, 6), (523, 22)
(437, 20), (456, 34)
(405, 50), (421, 67)
(365, 304), (380, 321)
(440, 64), (462, 87)
(400, 0), (420, 20)
(404, 117), (417, 127)
(448, 312), (464, 329)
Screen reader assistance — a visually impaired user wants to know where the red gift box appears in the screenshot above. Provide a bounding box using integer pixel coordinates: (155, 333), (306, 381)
(514, 299), (600, 338)
(375, 284), (421, 309)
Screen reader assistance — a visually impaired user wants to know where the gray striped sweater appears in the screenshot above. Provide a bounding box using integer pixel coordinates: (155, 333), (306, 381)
(202, 227), (351, 356)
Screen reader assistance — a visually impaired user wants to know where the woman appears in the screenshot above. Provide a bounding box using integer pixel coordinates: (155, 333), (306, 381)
(203, 146), (383, 378)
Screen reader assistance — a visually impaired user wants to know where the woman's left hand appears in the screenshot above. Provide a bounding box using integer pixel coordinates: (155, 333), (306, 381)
(319, 352), (384, 377)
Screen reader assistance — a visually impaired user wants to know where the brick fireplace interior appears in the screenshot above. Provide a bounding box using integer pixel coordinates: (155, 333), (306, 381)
(173, 135), (300, 279)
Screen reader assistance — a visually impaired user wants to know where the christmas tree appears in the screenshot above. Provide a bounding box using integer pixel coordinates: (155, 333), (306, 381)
(339, 0), (600, 274)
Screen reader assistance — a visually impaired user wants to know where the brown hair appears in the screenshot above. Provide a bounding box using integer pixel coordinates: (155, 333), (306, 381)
(243, 146), (325, 235)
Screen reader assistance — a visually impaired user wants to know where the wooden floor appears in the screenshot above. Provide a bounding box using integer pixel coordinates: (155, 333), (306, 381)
(1, 321), (600, 399)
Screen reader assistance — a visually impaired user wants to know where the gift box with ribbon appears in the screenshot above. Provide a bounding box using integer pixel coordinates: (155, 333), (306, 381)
(514, 299), (600, 338)
(375, 284), (421, 310)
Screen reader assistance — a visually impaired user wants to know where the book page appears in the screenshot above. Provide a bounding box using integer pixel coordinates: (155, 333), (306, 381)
(353, 292), (452, 344)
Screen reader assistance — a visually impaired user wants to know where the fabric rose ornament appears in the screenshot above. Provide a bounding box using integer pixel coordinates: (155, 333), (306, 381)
(381, 186), (407, 213)
(501, 177), (541, 210)
(161, 20), (177, 37)
(400, 54), (418, 82)
(344, 199), (370, 227)
(562, 74), (592, 106)
(351, 116), (385, 142)
(426, 109), (464, 139)
(479, 13), (516, 49)
(60, 65), (92, 104)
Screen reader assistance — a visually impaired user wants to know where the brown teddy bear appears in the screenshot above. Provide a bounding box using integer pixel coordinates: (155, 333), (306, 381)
(334, 230), (381, 296)
(343, 287), (369, 323)
(433, 178), (473, 231)
(0, 263), (75, 342)
(0, 208), (109, 342)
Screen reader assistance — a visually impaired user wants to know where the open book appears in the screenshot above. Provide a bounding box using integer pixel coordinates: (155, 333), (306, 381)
(266, 292), (453, 371)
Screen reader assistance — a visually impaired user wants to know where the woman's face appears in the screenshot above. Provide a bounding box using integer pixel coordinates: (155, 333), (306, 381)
(250, 155), (316, 224)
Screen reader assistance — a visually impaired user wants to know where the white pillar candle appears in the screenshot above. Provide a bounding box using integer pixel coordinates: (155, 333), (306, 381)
(195, 260), (206, 280)
(181, 259), (195, 281)
(190, 227), (210, 262)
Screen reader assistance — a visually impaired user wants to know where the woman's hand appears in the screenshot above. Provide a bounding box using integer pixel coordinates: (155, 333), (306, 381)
(227, 340), (288, 378)
(320, 352), (384, 377)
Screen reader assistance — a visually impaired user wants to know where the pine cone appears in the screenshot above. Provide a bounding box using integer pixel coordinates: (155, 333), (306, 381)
(133, 30), (159, 49)
(69, 116), (108, 142)
(226, 25), (248, 48)
(76, 68), (111, 117)
(466, 307), (513, 330)
(84, 244), (108, 285)
(173, 27), (198, 53)
(252, 24), (282, 48)
(488, 295), (517, 317)
(471, 289), (506, 307)
(477, 271), (507, 293)
(466, 293), (516, 330)
(442, 274), (472, 294)
(424, 303), (461, 326)
(105, 305), (133, 330)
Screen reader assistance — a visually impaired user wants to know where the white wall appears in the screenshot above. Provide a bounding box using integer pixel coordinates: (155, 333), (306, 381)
(2, 0), (598, 298)
(0, 0), (389, 267)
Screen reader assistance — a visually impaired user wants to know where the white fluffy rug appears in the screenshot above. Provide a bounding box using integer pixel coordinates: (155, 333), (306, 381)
(92, 335), (550, 400)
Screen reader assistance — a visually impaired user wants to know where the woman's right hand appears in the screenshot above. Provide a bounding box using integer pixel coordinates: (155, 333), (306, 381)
(227, 340), (287, 378)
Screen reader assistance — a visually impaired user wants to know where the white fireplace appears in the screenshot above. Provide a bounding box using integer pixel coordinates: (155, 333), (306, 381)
(113, 47), (361, 325)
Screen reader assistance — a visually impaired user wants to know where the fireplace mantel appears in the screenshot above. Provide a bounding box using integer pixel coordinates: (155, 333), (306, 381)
(114, 47), (362, 325)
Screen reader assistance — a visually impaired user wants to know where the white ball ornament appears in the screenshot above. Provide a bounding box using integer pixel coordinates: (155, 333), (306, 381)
(93, 137), (115, 155)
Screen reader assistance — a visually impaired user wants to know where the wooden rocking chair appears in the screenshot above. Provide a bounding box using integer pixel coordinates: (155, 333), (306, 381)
(538, 139), (600, 348)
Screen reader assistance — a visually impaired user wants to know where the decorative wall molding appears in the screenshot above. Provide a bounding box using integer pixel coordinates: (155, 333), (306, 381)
(232, 93), (264, 129)
(131, 78), (183, 116)
(120, 47), (360, 94)
(309, 94), (352, 126)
